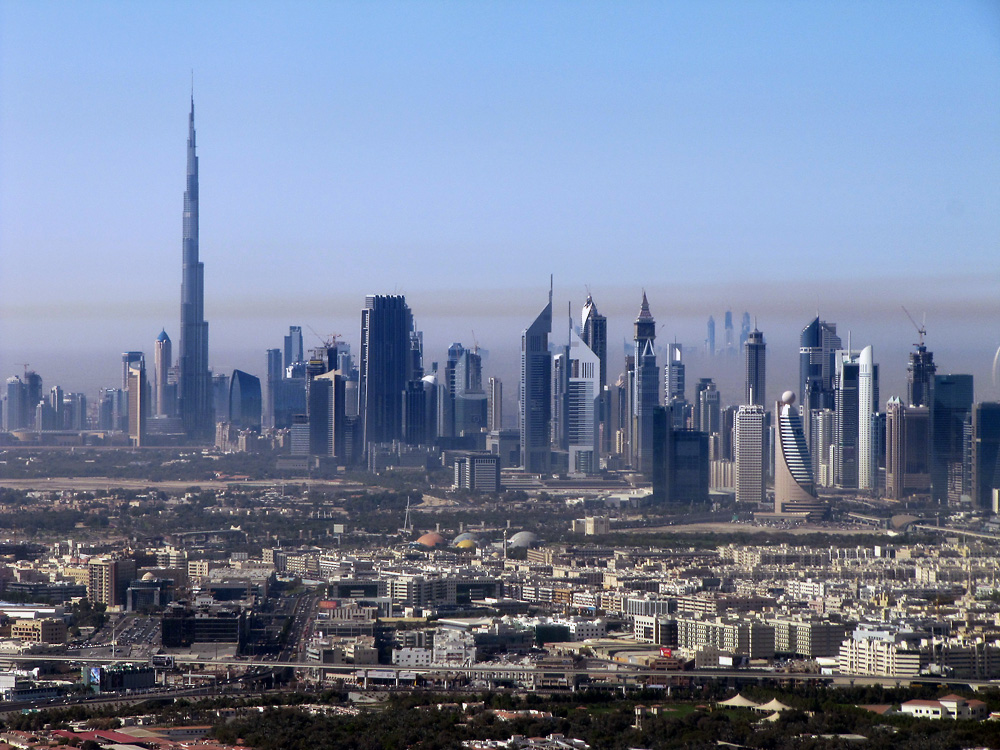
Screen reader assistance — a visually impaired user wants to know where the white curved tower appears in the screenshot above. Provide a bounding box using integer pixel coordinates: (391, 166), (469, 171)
(858, 345), (875, 491)
(775, 391), (827, 518)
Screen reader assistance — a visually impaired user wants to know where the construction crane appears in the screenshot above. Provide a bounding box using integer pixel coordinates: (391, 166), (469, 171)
(306, 325), (341, 350)
(901, 306), (927, 348)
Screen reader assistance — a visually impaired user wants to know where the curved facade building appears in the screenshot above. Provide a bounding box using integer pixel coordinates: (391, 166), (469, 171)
(775, 392), (827, 518)
(229, 370), (262, 431)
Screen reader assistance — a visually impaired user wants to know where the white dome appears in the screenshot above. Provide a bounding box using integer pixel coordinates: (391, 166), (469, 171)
(781, 391), (796, 405)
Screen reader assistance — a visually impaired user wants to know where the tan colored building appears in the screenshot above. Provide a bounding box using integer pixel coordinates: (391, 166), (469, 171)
(88, 557), (137, 608)
(11, 618), (67, 644)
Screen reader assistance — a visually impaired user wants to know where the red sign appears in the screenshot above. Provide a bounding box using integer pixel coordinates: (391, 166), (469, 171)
(659, 647), (672, 658)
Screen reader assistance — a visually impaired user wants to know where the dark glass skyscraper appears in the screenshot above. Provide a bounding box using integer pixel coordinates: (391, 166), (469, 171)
(745, 325), (765, 406)
(177, 96), (213, 439)
(907, 340), (936, 408)
(972, 402), (1000, 511)
(229, 370), (262, 431)
(799, 317), (841, 415)
(931, 374), (974, 502)
(581, 295), (608, 455)
(520, 286), (552, 473)
(633, 293), (657, 475)
(359, 295), (414, 450)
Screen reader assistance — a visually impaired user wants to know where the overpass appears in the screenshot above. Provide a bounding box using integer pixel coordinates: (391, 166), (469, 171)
(3, 653), (997, 692)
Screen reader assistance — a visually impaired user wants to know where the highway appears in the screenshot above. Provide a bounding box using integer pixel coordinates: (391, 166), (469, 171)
(3, 653), (996, 691)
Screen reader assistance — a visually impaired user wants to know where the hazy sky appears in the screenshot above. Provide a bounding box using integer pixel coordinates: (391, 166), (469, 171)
(2, 1), (998, 404)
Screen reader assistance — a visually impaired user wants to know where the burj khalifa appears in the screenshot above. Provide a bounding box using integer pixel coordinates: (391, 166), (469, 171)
(177, 96), (213, 438)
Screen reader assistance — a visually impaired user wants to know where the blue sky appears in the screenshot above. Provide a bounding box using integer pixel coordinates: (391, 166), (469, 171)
(1, 1), (998, 402)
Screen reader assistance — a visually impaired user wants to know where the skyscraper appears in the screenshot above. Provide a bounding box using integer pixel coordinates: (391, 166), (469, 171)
(487, 377), (503, 432)
(774, 392), (825, 517)
(154, 330), (173, 418)
(581, 295), (608, 454)
(799, 317), (841, 444)
(520, 285), (552, 473)
(3, 377), (26, 432)
(885, 398), (931, 500)
(907, 338), (936, 408)
(697, 379), (721, 436)
(724, 310), (735, 356)
(706, 316), (716, 357)
(745, 325), (765, 406)
(359, 295), (415, 450)
(566, 327), (600, 476)
(931, 374), (974, 503)
(652, 406), (710, 507)
(633, 293), (658, 475)
(735, 404), (765, 504)
(264, 348), (282, 429)
(127, 361), (147, 447)
(284, 326), (304, 371)
(971, 402), (1000, 511)
(177, 95), (213, 439)
(229, 370), (262, 431)
(834, 349), (860, 489)
(664, 342), (685, 403)
(857, 345), (877, 491)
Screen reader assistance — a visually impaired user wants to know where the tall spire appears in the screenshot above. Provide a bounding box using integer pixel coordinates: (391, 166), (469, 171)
(178, 92), (213, 439)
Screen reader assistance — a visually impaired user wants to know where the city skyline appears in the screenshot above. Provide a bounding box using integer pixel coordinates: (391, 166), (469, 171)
(1, 2), (998, 401)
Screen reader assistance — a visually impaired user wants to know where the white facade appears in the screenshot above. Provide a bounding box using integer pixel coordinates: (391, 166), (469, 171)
(392, 647), (432, 667)
(567, 328), (600, 476)
(858, 345), (876, 490)
(735, 405), (765, 504)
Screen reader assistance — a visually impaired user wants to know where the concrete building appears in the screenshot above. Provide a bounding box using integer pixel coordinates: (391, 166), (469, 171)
(735, 404), (765, 505)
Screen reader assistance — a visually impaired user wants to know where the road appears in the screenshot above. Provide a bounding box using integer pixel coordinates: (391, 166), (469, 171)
(3, 653), (994, 691)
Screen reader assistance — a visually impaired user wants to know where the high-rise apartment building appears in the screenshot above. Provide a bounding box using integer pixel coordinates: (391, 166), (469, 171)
(3, 377), (26, 432)
(520, 287), (552, 473)
(885, 398), (931, 500)
(745, 326), (766, 406)
(127, 361), (147, 447)
(177, 96), (213, 439)
(857, 346), (877, 491)
(487, 377), (503, 432)
(154, 330), (173, 417)
(88, 557), (137, 608)
(359, 295), (415, 450)
(735, 404), (765, 505)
